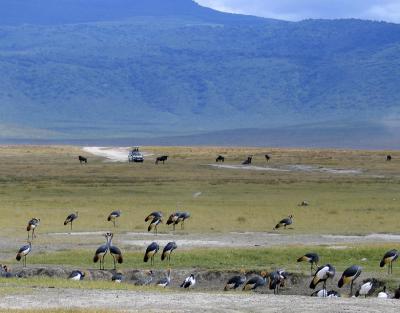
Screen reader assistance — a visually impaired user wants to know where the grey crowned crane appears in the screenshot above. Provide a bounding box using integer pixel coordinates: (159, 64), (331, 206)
(64, 211), (78, 231)
(242, 271), (268, 291)
(167, 212), (191, 230)
(338, 265), (362, 296)
(269, 270), (288, 295)
(145, 211), (163, 222)
(93, 233), (110, 270)
(156, 269), (172, 287)
(26, 218), (40, 240)
(107, 210), (121, 227)
(112, 272), (124, 283)
(224, 270), (247, 291)
(0, 265), (13, 278)
(355, 281), (373, 298)
(309, 264), (335, 291)
(273, 215), (293, 230)
(144, 242), (159, 266)
(108, 232), (123, 270)
(380, 249), (398, 274)
(176, 212), (190, 230)
(166, 213), (180, 230)
(16, 241), (31, 267)
(180, 274), (196, 289)
(394, 285), (400, 299)
(297, 252), (319, 276)
(148, 217), (162, 235)
(161, 242), (177, 265)
(68, 270), (85, 281)
(377, 286), (389, 298)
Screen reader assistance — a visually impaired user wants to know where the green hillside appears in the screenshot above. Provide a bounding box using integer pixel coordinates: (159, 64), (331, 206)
(0, 1), (399, 140)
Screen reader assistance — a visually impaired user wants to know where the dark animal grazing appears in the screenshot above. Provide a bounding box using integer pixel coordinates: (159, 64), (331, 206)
(216, 155), (225, 162)
(387, 155), (392, 161)
(265, 154), (271, 162)
(78, 156), (87, 164)
(242, 156), (252, 165)
(155, 155), (168, 164)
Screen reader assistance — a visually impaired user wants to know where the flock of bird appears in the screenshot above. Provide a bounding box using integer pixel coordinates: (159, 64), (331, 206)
(4, 208), (399, 299)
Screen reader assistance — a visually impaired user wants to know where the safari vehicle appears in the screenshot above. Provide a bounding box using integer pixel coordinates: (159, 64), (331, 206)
(128, 146), (144, 163)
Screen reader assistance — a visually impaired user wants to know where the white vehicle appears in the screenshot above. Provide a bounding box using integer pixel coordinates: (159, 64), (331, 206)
(128, 146), (144, 163)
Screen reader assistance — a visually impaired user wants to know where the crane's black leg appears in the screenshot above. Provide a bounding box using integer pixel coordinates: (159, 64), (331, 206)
(113, 255), (116, 270)
(70, 222), (73, 231)
(350, 281), (353, 296)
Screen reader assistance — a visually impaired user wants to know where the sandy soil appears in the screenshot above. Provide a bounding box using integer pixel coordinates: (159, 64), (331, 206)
(1, 288), (398, 312)
(209, 163), (363, 175)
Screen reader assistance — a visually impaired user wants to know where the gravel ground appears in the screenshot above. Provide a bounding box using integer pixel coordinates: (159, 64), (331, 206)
(1, 288), (398, 312)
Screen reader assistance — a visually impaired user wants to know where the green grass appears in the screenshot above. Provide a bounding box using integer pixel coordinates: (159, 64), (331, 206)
(0, 146), (399, 237)
(15, 245), (400, 275)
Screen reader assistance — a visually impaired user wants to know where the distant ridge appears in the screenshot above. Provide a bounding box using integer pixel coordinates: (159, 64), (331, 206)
(0, 0), (400, 146)
(0, 0), (267, 25)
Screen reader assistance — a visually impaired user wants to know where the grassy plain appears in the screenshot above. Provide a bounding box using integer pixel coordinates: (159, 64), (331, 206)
(0, 145), (399, 236)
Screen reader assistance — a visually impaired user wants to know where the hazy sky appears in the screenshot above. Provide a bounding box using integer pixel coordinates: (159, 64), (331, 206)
(195, 0), (400, 23)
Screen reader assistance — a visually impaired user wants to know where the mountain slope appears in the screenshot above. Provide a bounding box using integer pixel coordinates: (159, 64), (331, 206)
(0, 0), (400, 141)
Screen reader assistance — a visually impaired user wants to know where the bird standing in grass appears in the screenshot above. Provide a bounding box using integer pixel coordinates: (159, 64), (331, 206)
(355, 281), (373, 298)
(161, 242), (177, 265)
(338, 265), (362, 296)
(156, 269), (172, 287)
(68, 270), (85, 281)
(145, 211), (163, 222)
(144, 242), (159, 266)
(148, 217), (162, 235)
(224, 270), (247, 291)
(309, 264), (335, 291)
(176, 212), (190, 230)
(166, 213), (180, 230)
(380, 249), (398, 275)
(26, 218), (40, 240)
(181, 274), (196, 289)
(243, 272), (268, 291)
(273, 215), (293, 230)
(108, 232), (123, 270)
(64, 211), (78, 231)
(93, 233), (110, 270)
(297, 252), (319, 276)
(16, 241), (31, 267)
(107, 210), (121, 227)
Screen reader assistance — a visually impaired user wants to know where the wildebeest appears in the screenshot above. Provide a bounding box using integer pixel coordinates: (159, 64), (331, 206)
(216, 155), (225, 162)
(387, 155), (392, 161)
(242, 156), (252, 165)
(78, 156), (87, 164)
(155, 155), (168, 164)
(265, 154), (271, 162)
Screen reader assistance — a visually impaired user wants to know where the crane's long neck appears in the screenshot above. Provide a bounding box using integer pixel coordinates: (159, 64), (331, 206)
(106, 235), (112, 248)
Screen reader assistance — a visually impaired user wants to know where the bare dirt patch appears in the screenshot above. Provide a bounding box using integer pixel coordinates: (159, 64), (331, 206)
(0, 287), (398, 313)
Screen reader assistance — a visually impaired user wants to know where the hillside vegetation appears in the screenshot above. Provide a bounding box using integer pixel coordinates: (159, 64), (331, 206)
(0, 0), (400, 139)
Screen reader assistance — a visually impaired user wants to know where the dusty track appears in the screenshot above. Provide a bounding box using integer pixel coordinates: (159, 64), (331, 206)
(1, 288), (398, 312)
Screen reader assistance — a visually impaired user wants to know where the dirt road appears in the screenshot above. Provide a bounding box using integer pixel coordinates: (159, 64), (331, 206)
(1, 288), (398, 312)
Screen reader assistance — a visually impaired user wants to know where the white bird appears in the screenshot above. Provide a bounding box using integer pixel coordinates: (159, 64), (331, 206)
(377, 286), (389, 298)
(180, 274), (196, 289)
(355, 281), (373, 298)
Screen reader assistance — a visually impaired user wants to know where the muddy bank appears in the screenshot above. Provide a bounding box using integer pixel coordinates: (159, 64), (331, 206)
(3, 266), (390, 298)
